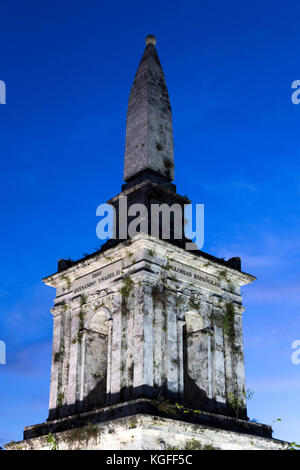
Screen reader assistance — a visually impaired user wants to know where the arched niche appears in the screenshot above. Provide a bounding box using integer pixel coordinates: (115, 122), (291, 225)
(86, 307), (111, 335)
(177, 307), (213, 409)
(79, 307), (112, 411)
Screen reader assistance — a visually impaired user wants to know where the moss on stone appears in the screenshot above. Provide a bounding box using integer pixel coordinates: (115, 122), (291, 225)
(121, 276), (134, 299)
(64, 423), (99, 446)
(223, 302), (235, 344)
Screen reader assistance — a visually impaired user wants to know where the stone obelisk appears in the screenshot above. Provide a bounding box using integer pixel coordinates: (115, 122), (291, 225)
(6, 36), (287, 450)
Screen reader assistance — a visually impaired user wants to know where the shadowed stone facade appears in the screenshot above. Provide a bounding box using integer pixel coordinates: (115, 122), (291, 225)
(6, 36), (288, 450)
(46, 235), (253, 421)
(7, 235), (287, 450)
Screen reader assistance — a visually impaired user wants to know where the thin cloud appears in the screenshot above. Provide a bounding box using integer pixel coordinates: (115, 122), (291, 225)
(246, 282), (300, 303)
(3, 285), (52, 340)
(232, 182), (258, 193)
(5, 340), (51, 377)
(240, 254), (280, 268)
(245, 329), (281, 351)
(202, 180), (259, 194)
(248, 378), (300, 393)
(212, 232), (300, 270)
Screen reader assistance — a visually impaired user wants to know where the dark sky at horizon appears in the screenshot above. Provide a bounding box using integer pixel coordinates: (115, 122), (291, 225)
(0, 0), (300, 445)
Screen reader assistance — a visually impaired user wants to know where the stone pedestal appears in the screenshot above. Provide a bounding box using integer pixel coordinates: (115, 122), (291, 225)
(6, 403), (287, 450)
(5, 234), (288, 450)
(42, 234), (254, 421)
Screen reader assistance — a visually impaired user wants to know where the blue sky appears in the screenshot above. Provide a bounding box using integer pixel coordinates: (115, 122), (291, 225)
(0, 0), (300, 446)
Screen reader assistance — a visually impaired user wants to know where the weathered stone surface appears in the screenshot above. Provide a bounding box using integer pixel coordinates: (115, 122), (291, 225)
(40, 234), (254, 422)
(6, 414), (287, 450)
(10, 234), (287, 450)
(21, 398), (272, 441)
(124, 37), (174, 182)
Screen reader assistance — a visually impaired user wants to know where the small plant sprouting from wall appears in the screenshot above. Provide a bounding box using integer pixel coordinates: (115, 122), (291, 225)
(223, 302), (235, 345)
(129, 420), (137, 429)
(57, 392), (64, 408)
(156, 399), (178, 417)
(76, 294), (88, 343)
(64, 423), (99, 447)
(61, 301), (68, 313)
(54, 351), (63, 363)
(61, 275), (72, 290)
(287, 442), (300, 450)
(218, 270), (236, 294)
(154, 399), (204, 420)
(54, 336), (65, 363)
(184, 438), (217, 450)
(227, 388), (254, 419)
(46, 433), (58, 450)
(121, 276), (134, 315)
(121, 276), (134, 299)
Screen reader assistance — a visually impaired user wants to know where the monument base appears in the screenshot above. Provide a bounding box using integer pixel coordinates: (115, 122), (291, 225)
(5, 399), (287, 450)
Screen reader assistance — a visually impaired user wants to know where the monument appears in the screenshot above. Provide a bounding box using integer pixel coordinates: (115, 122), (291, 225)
(6, 36), (287, 450)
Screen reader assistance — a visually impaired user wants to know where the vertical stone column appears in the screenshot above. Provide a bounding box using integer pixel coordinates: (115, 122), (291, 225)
(207, 333), (213, 399)
(61, 308), (71, 409)
(176, 318), (186, 401)
(106, 318), (113, 404)
(110, 292), (122, 403)
(234, 309), (247, 416)
(79, 330), (87, 402)
(66, 298), (81, 413)
(213, 320), (227, 405)
(142, 285), (154, 397)
(152, 286), (165, 393)
(223, 312), (239, 404)
(166, 293), (179, 399)
(48, 308), (63, 418)
(132, 283), (153, 398)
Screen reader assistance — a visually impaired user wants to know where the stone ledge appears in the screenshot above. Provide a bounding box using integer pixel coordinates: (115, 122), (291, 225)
(7, 414), (287, 450)
(24, 398), (272, 440)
